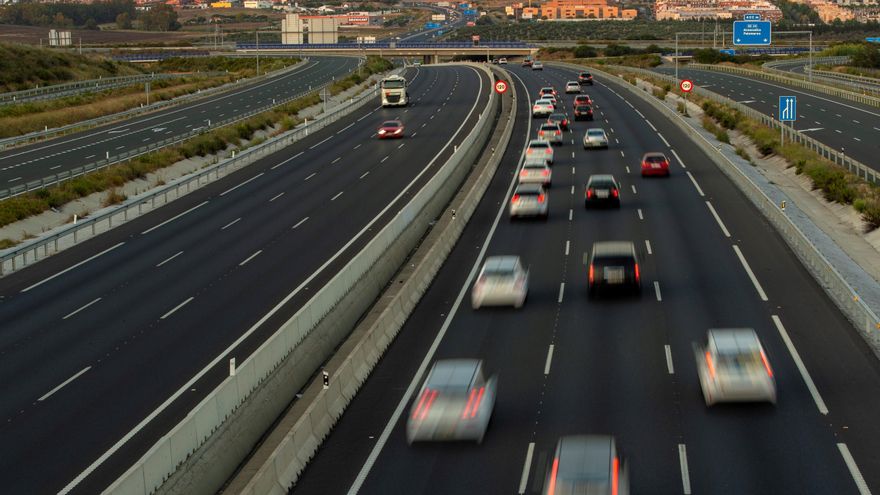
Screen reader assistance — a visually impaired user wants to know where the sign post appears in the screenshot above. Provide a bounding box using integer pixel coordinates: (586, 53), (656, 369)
(494, 80), (508, 94)
(680, 79), (693, 116)
(779, 95), (796, 145)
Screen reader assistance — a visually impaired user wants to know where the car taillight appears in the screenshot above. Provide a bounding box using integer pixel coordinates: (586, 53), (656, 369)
(520, 169), (528, 176)
(612, 457), (620, 495)
(545, 148), (551, 154)
(588, 264), (594, 283)
(412, 388), (438, 420)
(587, 189), (593, 198)
(511, 194), (520, 203)
(555, 130), (561, 135)
(705, 351), (716, 379)
(461, 386), (485, 419)
(612, 189), (619, 198)
(542, 169), (550, 176)
(663, 161), (669, 168)
(760, 350), (774, 378)
(537, 194), (545, 203)
(634, 262), (640, 282)
(642, 161), (649, 169)
(547, 457), (559, 495)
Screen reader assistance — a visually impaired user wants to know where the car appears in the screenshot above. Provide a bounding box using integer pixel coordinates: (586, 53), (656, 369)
(522, 58), (533, 67)
(519, 160), (552, 186)
(547, 112), (570, 131)
(532, 61), (544, 70)
(539, 86), (558, 99)
(578, 71), (594, 85)
(491, 58), (499, 64)
(542, 435), (629, 495)
(526, 139), (554, 164)
(583, 128), (609, 149)
(498, 57), (508, 64)
(471, 256), (529, 309)
(584, 174), (620, 208)
(586, 241), (641, 296)
(377, 119), (405, 139)
(532, 99), (555, 118)
(413, 61), (422, 67)
(565, 81), (581, 93)
(537, 122), (563, 145)
(573, 104), (594, 121)
(406, 359), (497, 444)
(695, 328), (777, 406)
(509, 183), (549, 219)
(574, 94), (593, 107)
(640, 152), (670, 177)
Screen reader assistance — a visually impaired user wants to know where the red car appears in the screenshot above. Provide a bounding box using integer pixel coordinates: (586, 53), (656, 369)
(641, 152), (670, 177)
(574, 94), (593, 107)
(573, 104), (593, 121)
(377, 119), (405, 139)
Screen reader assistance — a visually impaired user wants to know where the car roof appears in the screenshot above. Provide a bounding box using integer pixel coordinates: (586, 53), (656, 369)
(643, 152), (667, 159)
(587, 128), (606, 133)
(426, 359), (480, 389)
(708, 329), (761, 354)
(483, 255), (522, 272)
(567, 81), (579, 84)
(536, 99), (553, 104)
(523, 161), (548, 168)
(555, 435), (613, 482)
(515, 183), (544, 194)
(591, 241), (636, 258)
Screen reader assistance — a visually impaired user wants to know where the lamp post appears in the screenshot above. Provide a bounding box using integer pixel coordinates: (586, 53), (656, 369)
(256, 30), (260, 76)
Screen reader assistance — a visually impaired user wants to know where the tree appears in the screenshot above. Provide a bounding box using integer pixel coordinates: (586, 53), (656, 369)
(116, 12), (132, 29)
(574, 44), (597, 58)
(851, 44), (880, 68)
(52, 12), (72, 28)
(139, 4), (180, 31)
(84, 17), (99, 30)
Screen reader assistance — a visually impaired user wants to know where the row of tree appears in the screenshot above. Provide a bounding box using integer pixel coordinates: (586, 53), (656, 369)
(0, 0), (180, 32)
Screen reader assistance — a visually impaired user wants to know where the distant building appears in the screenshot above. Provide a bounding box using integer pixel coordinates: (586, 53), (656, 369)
(210, 1), (233, 7)
(654, 0), (782, 21)
(521, 0), (637, 19)
(281, 13), (340, 43)
(243, 0), (272, 7)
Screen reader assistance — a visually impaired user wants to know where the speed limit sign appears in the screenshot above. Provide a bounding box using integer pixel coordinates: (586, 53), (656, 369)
(494, 80), (508, 94)
(679, 79), (694, 93)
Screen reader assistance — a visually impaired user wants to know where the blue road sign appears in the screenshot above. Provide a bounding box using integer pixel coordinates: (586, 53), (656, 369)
(779, 96), (796, 122)
(743, 13), (761, 20)
(719, 49), (736, 56)
(733, 20), (772, 46)
(425, 22), (439, 28)
(867, 37), (880, 43)
(463, 9), (477, 15)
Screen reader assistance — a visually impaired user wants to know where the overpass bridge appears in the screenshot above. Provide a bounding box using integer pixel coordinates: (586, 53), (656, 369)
(236, 42), (537, 64)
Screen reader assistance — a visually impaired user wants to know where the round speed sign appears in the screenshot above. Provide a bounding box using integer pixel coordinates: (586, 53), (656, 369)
(494, 80), (508, 94)
(680, 79), (694, 93)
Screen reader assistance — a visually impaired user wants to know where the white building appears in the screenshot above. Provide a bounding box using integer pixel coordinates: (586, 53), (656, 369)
(243, 0), (272, 8)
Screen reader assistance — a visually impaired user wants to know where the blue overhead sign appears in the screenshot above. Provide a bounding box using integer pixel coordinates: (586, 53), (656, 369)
(719, 49), (736, 56)
(867, 37), (880, 43)
(425, 22), (439, 28)
(779, 96), (796, 122)
(463, 9), (477, 15)
(733, 20), (772, 46)
(743, 13), (761, 20)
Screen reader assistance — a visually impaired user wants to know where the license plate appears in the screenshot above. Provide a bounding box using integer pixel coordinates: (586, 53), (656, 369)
(596, 190), (609, 199)
(652, 163), (660, 168)
(604, 267), (625, 284)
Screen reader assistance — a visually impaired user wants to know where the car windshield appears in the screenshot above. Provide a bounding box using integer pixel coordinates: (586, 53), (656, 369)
(530, 141), (550, 148)
(550, 114), (565, 120)
(540, 124), (557, 131)
(381, 79), (405, 89)
(645, 155), (666, 163)
(524, 163), (546, 170)
(716, 349), (763, 373)
(576, 106), (591, 111)
(382, 121), (400, 128)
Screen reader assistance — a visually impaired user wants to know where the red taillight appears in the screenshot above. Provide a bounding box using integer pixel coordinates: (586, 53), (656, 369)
(662, 161), (669, 168)
(587, 189), (593, 198)
(462, 386), (485, 419)
(512, 194), (520, 203)
(588, 264), (594, 283)
(547, 457), (559, 495)
(642, 161), (649, 169)
(545, 148), (551, 154)
(412, 388), (438, 420)
(537, 194), (545, 203)
(555, 130), (561, 135)
(634, 262), (640, 282)
(760, 350), (774, 378)
(542, 169), (550, 176)
(612, 188), (619, 198)
(612, 456), (620, 495)
(520, 169), (528, 176)
(706, 351), (716, 379)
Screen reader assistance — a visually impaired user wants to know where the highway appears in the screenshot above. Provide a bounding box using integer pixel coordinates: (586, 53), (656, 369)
(0, 56), (359, 189)
(0, 64), (491, 494)
(292, 63), (880, 494)
(656, 66), (880, 169)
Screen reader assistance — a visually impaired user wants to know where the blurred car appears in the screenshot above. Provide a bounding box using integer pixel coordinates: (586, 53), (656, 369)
(574, 94), (593, 107)
(578, 71), (594, 85)
(532, 99), (555, 118)
(539, 86), (558, 99)
(583, 128), (609, 149)
(573, 104), (594, 121)
(499, 57), (508, 65)
(472, 256), (529, 309)
(547, 112), (570, 131)
(565, 81), (582, 94)
(538, 123), (563, 145)
(522, 58), (533, 67)
(519, 160), (552, 186)
(509, 183), (549, 219)
(542, 435), (629, 495)
(544, 94), (558, 107)
(491, 58), (499, 64)
(406, 359), (497, 444)
(695, 328), (777, 406)
(641, 152), (670, 177)
(587, 241), (640, 296)
(526, 139), (554, 164)
(584, 174), (620, 208)
(377, 119), (405, 139)
(533, 61), (544, 70)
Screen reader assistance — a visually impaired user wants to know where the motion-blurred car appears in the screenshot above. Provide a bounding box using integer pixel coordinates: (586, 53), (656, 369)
(578, 71), (594, 85)
(526, 139), (554, 164)
(584, 174), (620, 208)
(574, 94), (593, 107)
(587, 241), (641, 296)
(406, 359), (497, 444)
(695, 328), (777, 406)
(522, 58), (533, 67)
(539, 86), (558, 99)
(573, 104), (594, 121)
(583, 128), (609, 149)
(547, 113), (570, 131)
(472, 255), (529, 309)
(545, 94), (558, 107)
(532, 99), (555, 118)
(542, 435), (629, 495)
(565, 81), (581, 94)
(538, 123), (564, 145)
(640, 152), (670, 177)
(519, 160), (552, 186)
(509, 183), (549, 219)
(377, 119), (405, 139)
(499, 58), (508, 65)
(533, 61), (544, 70)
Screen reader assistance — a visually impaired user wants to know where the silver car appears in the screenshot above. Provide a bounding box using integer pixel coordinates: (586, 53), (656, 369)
(519, 160), (552, 186)
(472, 256), (529, 309)
(537, 122), (563, 145)
(533, 61), (544, 70)
(509, 183), (549, 219)
(542, 435), (629, 495)
(526, 139), (554, 164)
(583, 128), (609, 149)
(694, 328), (777, 406)
(406, 359), (497, 444)
(565, 81), (581, 93)
(532, 98), (555, 118)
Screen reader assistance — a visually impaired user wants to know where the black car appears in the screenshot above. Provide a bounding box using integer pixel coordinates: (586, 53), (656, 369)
(584, 174), (620, 208)
(578, 71), (594, 85)
(547, 112), (570, 131)
(573, 104), (594, 121)
(587, 241), (641, 297)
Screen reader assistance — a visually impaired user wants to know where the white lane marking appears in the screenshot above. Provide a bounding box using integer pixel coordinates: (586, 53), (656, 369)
(645, 119), (658, 131)
(620, 150), (625, 157)
(156, 251), (183, 267)
(658, 132), (671, 147)
(270, 151), (303, 170)
(304, 172), (317, 181)
(671, 149), (686, 168)
(679, 444), (692, 494)
(569, 209), (573, 221)
(380, 156), (389, 163)
(625, 165), (631, 174)
(38, 366), (91, 401)
(398, 143), (406, 149)
(615, 138), (619, 144)
(239, 250), (262, 266)
(309, 136), (333, 149)
(565, 240), (570, 256)
(610, 127), (615, 133)
(331, 157), (341, 164)
(686, 171), (705, 197)
(219, 173), (264, 197)
(160, 296), (193, 320)
(631, 184), (637, 194)
(22, 242), (125, 293)
(269, 192), (285, 202)
(544, 345), (555, 375)
(572, 166), (575, 175)
(772, 315), (828, 414)
(637, 208), (644, 220)
(221, 218), (240, 230)
(665, 345), (675, 374)
(854, 137), (861, 142)
(654, 281), (662, 301)
(331, 191), (344, 201)
(336, 123), (355, 134)
(558, 282), (565, 303)
(645, 240), (653, 254)
(570, 185), (575, 195)
(635, 109), (645, 118)
(8, 177), (21, 182)
(360, 171), (370, 179)
(292, 217), (309, 229)
(733, 245), (768, 301)
(838, 443), (872, 495)
(706, 201), (731, 237)
(141, 201), (209, 235)
(518, 443), (536, 494)
(835, 129), (843, 134)
(85, 154), (96, 159)
(353, 143), (362, 150)
(62, 298), (102, 320)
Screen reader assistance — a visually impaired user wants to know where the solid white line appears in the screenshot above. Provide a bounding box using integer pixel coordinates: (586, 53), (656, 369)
(336, 123), (355, 134)
(331, 191), (344, 201)
(686, 171), (705, 197)
(837, 443), (872, 495)
(658, 132), (671, 147)
(565, 240), (570, 256)
(665, 345), (674, 374)
(569, 209), (573, 221)
(160, 296), (194, 320)
(518, 443), (536, 494)
(733, 245), (768, 301)
(679, 444), (692, 494)
(558, 282), (565, 303)
(304, 172), (317, 181)
(292, 217), (309, 229)
(631, 184), (637, 194)
(219, 173), (264, 197)
(221, 218), (240, 230)
(270, 151), (303, 170)
(360, 171), (370, 179)
(635, 109), (645, 118)
(141, 201), (209, 235)
(22, 242), (125, 293)
(309, 136), (333, 149)
(645, 119), (658, 131)
(706, 201), (731, 237)
(269, 192), (285, 202)
(62, 297), (102, 320)
(654, 281), (662, 301)
(239, 250), (262, 266)
(671, 149), (686, 168)
(772, 315), (828, 414)
(544, 345), (555, 375)
(156, 251), (183, 267)
(645, 240), (653, 255)
(637, 208), (644, 220)
(38, 366), (91, 401)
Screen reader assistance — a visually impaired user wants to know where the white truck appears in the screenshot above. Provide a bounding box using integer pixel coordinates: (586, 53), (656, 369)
(431, 13), (446, 21)
(380, 75), (408, 107)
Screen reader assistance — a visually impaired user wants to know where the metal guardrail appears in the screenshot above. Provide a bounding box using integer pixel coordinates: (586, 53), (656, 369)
(236, 41), (533, 50)
(0, 65), (380, 277)
(762, 56), (880, 95)
(0, 73), (191, 106)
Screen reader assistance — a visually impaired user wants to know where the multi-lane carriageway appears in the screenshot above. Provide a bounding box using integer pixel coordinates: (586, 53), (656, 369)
(0, 65), (493, 494)
(293, 65), (880, 494)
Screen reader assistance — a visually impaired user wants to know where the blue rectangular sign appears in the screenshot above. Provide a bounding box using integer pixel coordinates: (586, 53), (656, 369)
(779, 96), (796, 122)
(459, 3), (469, 8)
(733, 20), (771, 46)
(743, 13), (761, 20)
(867, 37), (880, 43)
(719, 49), (736, 56)
(425, 22), (439, 28)
(463, 9), (477, 15)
